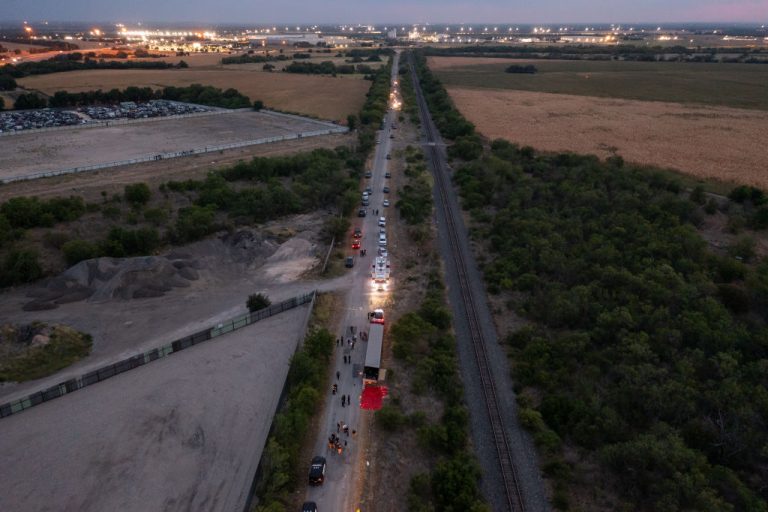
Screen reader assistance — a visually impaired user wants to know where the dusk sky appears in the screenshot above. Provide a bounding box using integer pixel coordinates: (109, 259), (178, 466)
(6, 0), (768, 24)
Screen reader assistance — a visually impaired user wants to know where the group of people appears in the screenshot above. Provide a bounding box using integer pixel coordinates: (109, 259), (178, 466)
(328, 422), (357, 455)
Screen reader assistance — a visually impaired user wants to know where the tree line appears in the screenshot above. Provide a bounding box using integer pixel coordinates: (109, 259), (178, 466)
(46, 83), (251, 109)
(283, 60), (376, 75)
(1, 56), (178, 79)
(415, 48), (768, 511)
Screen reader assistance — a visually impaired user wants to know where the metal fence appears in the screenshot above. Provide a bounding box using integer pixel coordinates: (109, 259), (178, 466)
(0, 291), (316, 420)
(1, 126), (348, 184)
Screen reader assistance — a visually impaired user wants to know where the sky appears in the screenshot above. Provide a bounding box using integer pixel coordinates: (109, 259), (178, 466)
(5, 0), (768, 25)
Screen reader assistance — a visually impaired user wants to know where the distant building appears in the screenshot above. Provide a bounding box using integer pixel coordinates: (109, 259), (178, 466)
(249, 33), (352, 47)
(387, 28), (397, 40)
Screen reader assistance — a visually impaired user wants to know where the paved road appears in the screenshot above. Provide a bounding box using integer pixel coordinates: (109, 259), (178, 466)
(303, 50), (401, 512)
(409, 53), (549, 512)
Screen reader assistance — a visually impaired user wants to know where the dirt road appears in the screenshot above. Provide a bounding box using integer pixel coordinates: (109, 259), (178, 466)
(302, 51), (401, 512)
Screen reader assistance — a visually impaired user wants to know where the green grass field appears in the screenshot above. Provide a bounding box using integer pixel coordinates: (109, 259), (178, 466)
(433, 58), (768, 110)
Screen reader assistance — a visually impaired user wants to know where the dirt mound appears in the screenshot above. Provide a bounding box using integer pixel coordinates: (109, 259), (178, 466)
(23, 229), (283, 310)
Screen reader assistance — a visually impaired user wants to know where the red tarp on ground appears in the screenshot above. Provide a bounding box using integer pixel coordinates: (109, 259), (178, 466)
(360, 384), (388, 410)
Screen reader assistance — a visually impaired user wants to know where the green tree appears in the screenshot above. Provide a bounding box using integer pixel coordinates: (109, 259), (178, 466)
(346, 114), (357, 130)
(0, 74), (17, 91)
(322, 216), (350, 242)
(14, 93), (47, 110)
(252, 99), (264, 111)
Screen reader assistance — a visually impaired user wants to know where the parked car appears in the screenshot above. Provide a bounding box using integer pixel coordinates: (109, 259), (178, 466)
(353, 228), (362, 238)
(358, 209), (367, 217)
(383, 199), (390, 207)
(302, 503), (318, 512)
(352, 239), (361, 249)
(345, 256), (355, 268)
(386, 154), (391, 160)
(378, 217), (386, 227)
(383, 186), (390, 194)
(365, 171), (372, 178)
(365, 186), (372, 194)
(385, 172), (391, 178)
(308, 456), (327, 485)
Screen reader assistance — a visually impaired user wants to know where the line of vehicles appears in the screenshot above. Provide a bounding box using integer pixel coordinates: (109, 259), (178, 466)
(304, 58), (400, 510)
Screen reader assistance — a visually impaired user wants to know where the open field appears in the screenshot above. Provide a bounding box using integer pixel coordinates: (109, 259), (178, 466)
(0, 109), (341, 181)
(429, 56), (768, 110)
(446, 87), (768, 188)
(19, 66), (370, 121)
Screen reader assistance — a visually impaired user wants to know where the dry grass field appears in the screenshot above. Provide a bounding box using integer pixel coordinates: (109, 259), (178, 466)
(430, 56), (768, 110)
(447, 87), (768, 188)
(19, 67), (370, 121)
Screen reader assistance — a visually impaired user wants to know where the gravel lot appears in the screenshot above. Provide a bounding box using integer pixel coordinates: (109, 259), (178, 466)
(0, 110), (338, 180)
(0, 305), (310, 512)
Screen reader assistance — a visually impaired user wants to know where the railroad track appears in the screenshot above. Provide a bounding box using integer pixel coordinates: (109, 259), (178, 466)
(408, 53), (526, 512)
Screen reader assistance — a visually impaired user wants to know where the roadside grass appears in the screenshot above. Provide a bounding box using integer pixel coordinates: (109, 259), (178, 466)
(0, 325), (92, 382)
(432, 58), (768, 110)
(308, 291), (343, 331)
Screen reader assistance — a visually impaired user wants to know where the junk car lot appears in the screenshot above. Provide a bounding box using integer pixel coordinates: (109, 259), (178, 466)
(0, 100), (214, 134)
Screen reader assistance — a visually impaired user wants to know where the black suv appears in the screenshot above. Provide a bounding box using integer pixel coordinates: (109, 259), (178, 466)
(308, 456), (326, 485)
(302, 502), (318, 512)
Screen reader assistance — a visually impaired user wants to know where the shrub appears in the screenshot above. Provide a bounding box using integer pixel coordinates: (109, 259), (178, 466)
(174, 205), (217, 243)
(124, 183), (151, 206)
(143, 207), (169, 227)
(104, 227), (160, 257)
(0, 249), (43, 286)
(102, 205), (121, 220)
(247, 293), (271, 312)
(376, 403), (406, 431)
(62, 239), (101, 266)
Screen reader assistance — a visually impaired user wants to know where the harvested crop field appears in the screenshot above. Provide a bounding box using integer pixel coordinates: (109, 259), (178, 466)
(19, 68), (370, 121)
(446, 87), (768, 188)
(0, 109), (342, 181)
(430, 56), (768, 110)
